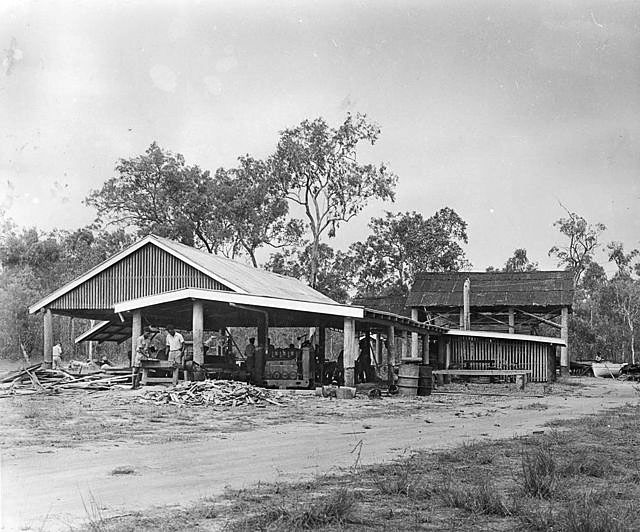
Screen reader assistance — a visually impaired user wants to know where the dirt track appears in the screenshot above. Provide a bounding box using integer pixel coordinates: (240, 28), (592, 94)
(2, 379), (638, 531)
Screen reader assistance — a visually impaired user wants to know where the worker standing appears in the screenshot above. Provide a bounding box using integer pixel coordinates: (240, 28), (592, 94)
(244, 337), (256, 376)
(131, 327), (151, 389)
(52, 343), (63, 370)
(165, 324), (185, 367)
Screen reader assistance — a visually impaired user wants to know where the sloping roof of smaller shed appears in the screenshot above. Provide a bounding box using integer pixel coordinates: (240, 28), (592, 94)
(407, 271), (574, 309)
(352, 295), (411, 318)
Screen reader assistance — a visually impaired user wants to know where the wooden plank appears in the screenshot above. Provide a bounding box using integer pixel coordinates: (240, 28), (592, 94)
(432, 369), (532, 376)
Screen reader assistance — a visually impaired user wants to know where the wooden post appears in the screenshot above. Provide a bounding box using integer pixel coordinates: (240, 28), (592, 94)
(387, 325), (395, 388)
(88, 319), (95, 362)
(131, 310), (142, 367)
(560, 306), (569, 376)
(411, 308), (419, 358)
(508, 308), (515, 334)
(400, 330), (408, 360)
(192, 300), (204, 365)
(422, 334), (430, 365)
(257, 313), (268, 349)
(445, 339), (451, 369)
(375, 333), (382, 366)
(463, 278), (471, 330)
(43, 308), (53, 369)
(444, 338), (452, 384)
(343, 317), (357, 387)
(318, 326), (326, 385)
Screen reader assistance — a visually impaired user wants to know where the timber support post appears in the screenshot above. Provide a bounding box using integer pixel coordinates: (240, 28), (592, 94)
(131, 310), (142, 367)
(43, 308), (53, 369)
(508, 308), (515, 334)
(318, 326), (326, 385)
(343, 317), (357, 387)
(463, 278), (471, 330)
(411, 308), (419, 358)
(422, 333), (430, 365)
(560, 306), (569, 376)
(387, 325), (396, 388)
(192, 300), (204, 365)
(400, 330), (408, 360)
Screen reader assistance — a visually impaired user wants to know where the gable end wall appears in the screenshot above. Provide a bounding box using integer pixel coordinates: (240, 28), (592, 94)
(49, 243), (230, 310)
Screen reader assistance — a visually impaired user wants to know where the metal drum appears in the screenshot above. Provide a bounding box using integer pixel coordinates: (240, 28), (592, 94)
(417, 365), (433, 396)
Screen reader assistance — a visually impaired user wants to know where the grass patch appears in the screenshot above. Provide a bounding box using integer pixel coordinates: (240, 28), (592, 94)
(70, 401), (640, 531)
(228, 487), (358, 531)
(437, 478), (511, 516)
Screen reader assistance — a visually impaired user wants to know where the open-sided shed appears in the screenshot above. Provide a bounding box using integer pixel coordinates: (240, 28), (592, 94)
(407, 271), (574, 375)
(30, 235), (441, 386)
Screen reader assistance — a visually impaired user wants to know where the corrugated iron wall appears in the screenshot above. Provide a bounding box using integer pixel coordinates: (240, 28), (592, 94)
(50, 244), (229, 311)
(448, 336), (553, 382)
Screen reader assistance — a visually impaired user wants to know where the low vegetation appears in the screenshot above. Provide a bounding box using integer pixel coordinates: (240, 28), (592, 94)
(76, 403), (640, 531)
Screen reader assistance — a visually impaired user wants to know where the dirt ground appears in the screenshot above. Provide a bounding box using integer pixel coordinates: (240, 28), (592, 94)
(1, 377), (638, 531)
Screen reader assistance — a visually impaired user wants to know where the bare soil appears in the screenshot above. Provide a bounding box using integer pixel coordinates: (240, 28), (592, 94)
(1, 377), (637, 531)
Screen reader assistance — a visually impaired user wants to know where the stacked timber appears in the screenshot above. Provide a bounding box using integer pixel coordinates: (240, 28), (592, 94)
(138, 379), (288, 407)
(0, 364), (131, 396)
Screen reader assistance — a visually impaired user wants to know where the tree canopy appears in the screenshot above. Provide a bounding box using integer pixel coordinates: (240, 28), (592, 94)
(347, 208), (469, 296)
(487, 248), (538, 272)
(86, 142), (225, 252)
(271, 113), (397, 287)
(548, 209), (606, 287)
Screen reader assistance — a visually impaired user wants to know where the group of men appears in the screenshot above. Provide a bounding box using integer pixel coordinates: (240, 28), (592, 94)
(131, 324), (184, 389)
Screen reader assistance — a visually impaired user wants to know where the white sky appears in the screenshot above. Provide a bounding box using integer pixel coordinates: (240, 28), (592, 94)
(1, 0), (639, 273)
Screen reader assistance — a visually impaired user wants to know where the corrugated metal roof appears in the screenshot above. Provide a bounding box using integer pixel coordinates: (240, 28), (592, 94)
(407, 271), (574, 309)
(353, 295), (412, 317)
(153, 236), (336, 305)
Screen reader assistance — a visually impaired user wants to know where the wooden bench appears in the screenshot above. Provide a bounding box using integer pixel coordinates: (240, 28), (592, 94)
(462, 359), (495, 369)
(432, 369), (532, 390)
(141, 359), (180, 385)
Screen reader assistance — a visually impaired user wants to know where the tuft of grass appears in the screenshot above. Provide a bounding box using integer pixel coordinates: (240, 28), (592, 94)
(228, 487), (357, 531)
(370, 457), (429, 498)
(110, 465), (136, 476)
(520, 443), (558, 498)
(561, 454), (612, 479)
(561, 492), (633, 532)
(437, 478), (511, 516)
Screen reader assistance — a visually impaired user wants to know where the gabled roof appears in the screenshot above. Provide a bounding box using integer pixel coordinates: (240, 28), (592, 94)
(154, 236), (334, 304)
(30, 234), (336, 314)
(407, 271), (574, 309)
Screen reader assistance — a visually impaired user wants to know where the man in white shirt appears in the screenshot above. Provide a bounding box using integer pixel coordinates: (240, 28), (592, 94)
(165, 324), (185, 367)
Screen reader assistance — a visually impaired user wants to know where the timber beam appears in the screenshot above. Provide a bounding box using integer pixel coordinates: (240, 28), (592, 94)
(514, 308), (562, 329)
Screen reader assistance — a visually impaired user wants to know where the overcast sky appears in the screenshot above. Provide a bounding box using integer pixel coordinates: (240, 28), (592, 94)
(1, 0), (638, 272)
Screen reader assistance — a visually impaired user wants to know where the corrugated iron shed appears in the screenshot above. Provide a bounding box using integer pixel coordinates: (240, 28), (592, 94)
(406, 271), (574, 311)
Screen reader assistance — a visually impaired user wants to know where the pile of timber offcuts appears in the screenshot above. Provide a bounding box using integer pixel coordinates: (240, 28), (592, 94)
(139, 380), (288, 407)
(0, 364), (131, 396)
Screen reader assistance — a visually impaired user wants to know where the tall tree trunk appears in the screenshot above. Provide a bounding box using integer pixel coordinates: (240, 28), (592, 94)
(630, 320), (635, 365)
(310, 237), (320, 289)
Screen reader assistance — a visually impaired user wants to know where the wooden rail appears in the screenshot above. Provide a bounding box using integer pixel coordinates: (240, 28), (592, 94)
(432, 369), (532, 390)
